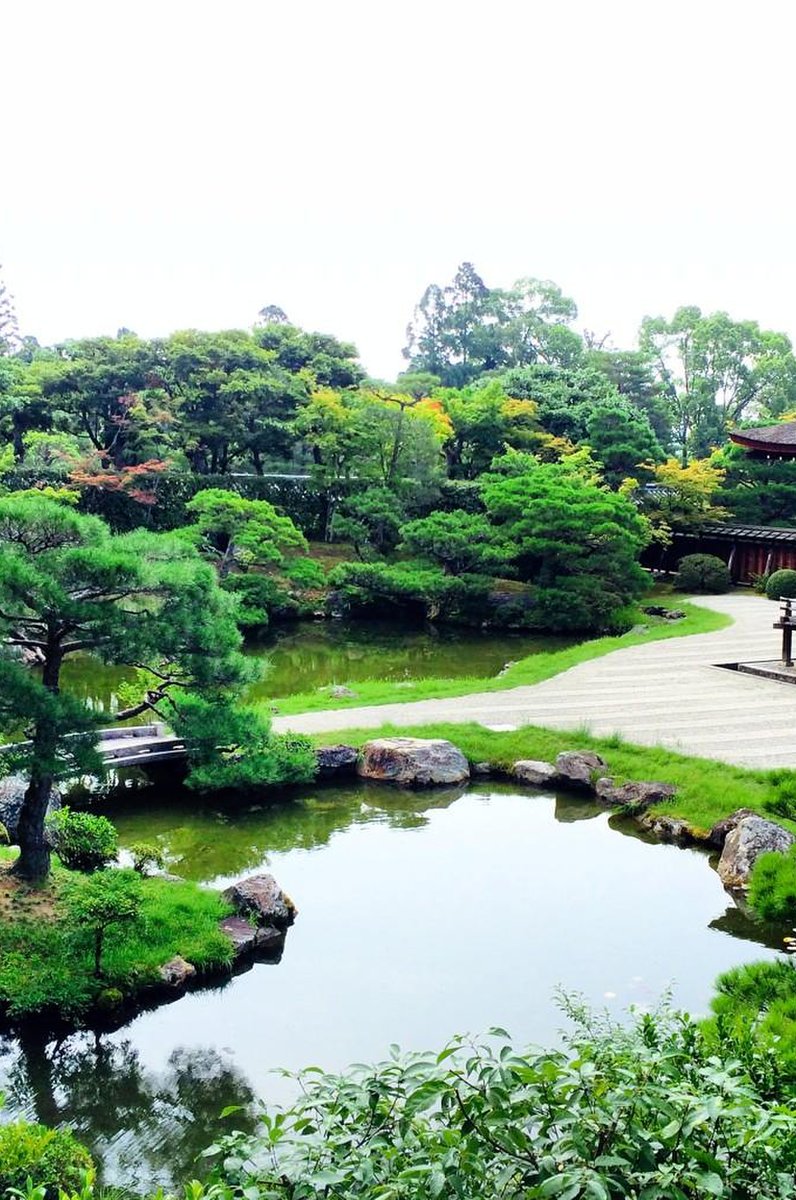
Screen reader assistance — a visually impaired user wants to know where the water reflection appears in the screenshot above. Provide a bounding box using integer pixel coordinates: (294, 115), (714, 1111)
(0, 1030), (257, 1192)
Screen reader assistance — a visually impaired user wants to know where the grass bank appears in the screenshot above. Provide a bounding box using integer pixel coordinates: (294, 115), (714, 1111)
(307, 720), (792, 837)
(268, 596), (730, 716)
(0, 851), (233, 1020)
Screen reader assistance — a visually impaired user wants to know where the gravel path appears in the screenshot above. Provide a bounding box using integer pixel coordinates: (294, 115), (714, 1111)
(273, 594), (796, 768)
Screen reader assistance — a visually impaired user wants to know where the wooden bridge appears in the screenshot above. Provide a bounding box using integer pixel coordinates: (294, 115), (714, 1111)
(0, 724), (188, 770)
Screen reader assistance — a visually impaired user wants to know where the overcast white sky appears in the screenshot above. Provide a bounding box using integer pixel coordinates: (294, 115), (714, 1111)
(3, 0), (795, 378)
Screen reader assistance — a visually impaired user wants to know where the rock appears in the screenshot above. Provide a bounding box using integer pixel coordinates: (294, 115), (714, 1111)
(641, 605), (686, 620)
(512, 760), (560, 787)
(357, 737), (470, 787)
(717, 816), (796, 889)
(0, 775), (61, 841)
(472, 761), (493, 776)
(595, 778), (677, 810)
(223, 874), (296, 928)
(329, 685), (358, 699)
(159, 955), (196, 990)
(497, 661), (518, 677)
(316, 744), (359, 777)
(707, 808), (758, 850)
(554, 751), (607, 790)
(219, 916), (285, 960)
(638, 812), (693, 843)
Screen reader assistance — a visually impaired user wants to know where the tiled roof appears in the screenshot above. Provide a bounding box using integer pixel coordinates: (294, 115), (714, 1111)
(730, 422), (796, 448)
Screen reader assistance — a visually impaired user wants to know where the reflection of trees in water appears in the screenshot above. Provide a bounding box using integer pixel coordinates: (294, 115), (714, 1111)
(106, 781), (469, 882)
(0, 1029), (257, 1192)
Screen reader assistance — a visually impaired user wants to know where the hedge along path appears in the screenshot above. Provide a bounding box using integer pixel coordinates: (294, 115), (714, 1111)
(274, 593), (796, 770)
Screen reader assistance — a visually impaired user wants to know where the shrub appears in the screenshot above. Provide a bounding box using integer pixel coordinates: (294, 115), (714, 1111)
(65, 869), (143, 977)
(765, 567), (796, 601)
(677, 552), (731, 593)
(0, 1121), (94, 1197)
(707, 958), (796, 1077)
(48, 808), (118, 872)
(748, 845), (796, 921)
(223, 573), (298, 630)
(128, 841), (166, 875)
(206, 1002), (796, 1199)
(283, 556), (326, 589)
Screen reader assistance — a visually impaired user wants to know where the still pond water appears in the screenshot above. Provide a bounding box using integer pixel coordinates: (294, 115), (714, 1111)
(58, 619), (574, 710)
(0, 780), (782, 1191)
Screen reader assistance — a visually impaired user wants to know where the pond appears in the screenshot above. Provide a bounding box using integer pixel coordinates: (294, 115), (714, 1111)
(0, 779), (783, 1191)
(57, 619), (575, 711)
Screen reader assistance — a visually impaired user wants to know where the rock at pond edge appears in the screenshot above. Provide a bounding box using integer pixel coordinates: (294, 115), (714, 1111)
(554, 751), (607, 790)
(223, 874), (296, 928)
(316, 744), (359, 776)
(707, 808), (758, 850)
(512, 760), (560, 787)
(595, 778), (677, 810)
(159, 956), (196, 990)
(357, 737), (470, 787)
(717, 815), (796, 889)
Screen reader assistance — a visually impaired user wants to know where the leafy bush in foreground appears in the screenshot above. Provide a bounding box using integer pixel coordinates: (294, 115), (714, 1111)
(708, 958), (796, 1077)
(0, 1121), (94, 1197)
(677, 553), (731, 593)
(204, 1001), (796, 1199)
(47, 808), (118, 872)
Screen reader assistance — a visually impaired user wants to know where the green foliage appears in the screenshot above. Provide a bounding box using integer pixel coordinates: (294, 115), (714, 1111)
(708, 959), (796, 1078)
(677, 552), (731, 593)
(482, 461), (649, 631)
(766, 568), (796, 600)
(0, 869), (232, 1017)
(65, 869), (144, 976)
(128, 841), (166, 874)
(170, 695), (316, 792)
(47, 808), (118, 872)
(222, 572), (298, 630)
(329, 561), (484, 624)
(283, 556), (325, 588)
(332, 486), (405, 557)
(0, 1121), (94, 1198)
(184, 488), (307, 577)
(585, 397), (664, 485)
(399, 510), (512, 575)
(748, 845), (796, 920)
(206, 1002), (796, 1199)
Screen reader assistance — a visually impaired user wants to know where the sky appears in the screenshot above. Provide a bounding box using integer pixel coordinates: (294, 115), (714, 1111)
(3, 0), (796, 379)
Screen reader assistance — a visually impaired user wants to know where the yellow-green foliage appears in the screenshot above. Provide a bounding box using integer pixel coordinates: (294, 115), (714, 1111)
(0, 1121), (95, 1198)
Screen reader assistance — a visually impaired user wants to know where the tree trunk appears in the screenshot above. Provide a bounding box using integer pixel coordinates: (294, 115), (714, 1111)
(13, 647), (62, 881)
(94, 928), (104, 977)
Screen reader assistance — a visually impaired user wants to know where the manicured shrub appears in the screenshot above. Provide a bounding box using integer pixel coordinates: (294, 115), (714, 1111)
(677, 552), (731, 593)
(707, 958), (796, 1077)
(284, 556), (326, 588)
(223, 573), (299, 630)
(128, 841), (166, 874)
(748, 845), (796, 921)
(48, 808), (118, 872)
(765, 567), (796, 601)
(0, 1121), (94, 1197)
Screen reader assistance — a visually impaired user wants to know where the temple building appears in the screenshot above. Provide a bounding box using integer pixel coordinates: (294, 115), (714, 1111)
(729, 421), (796, 459)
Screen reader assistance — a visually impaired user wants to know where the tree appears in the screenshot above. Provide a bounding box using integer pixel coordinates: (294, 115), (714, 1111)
(0, 495), (247, 879)
(436, 380), (539, 478)
(585, 399), (664, 487)
(498, 363), (617, 442)
(0, 265), (20, 355)
(638, 456), (727, 544)
(640, 306), (796, 463)
(482, 461), (649, 630)
(399, 510), (511, 575)
(65, 869), (143, 977)
(332, 487), (405, 558)
(256, 305), (290, 325)
(587, 347), (673, 447)
(183, 488), (307, 579)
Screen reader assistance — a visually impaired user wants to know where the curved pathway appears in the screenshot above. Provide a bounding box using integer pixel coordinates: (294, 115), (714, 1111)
(274, 595), (796, 769)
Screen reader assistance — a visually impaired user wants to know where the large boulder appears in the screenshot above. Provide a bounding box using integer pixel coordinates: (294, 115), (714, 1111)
(512, 760), (560, 787)
(717, 815), (796, 889)
(554, 751), (607, 790)
(595, 778), (677, 810)
(0, 775), (61, 841)
(316, 744), (358, 777)
(219, 915), (285, 960)
(222, 873), (296, 929)
(357, 737), (470, 787)
(707, 808), (758, 850)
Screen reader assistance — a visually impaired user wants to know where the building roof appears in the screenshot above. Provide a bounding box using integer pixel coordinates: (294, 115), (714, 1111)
(730, 421), (796, 454)
(692, 521), (796, 543)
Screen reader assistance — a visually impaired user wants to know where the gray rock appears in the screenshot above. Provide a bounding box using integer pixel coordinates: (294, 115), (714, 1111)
(159, 955), (196, 990)
(554, 751), (607, 790)
(471, 761), (493, 776)
(329, 685), (358, 699)
(316, 744), (359, 776)
(222, 873), (296, 929)
(707, 808), (758, 850)
(0, 775), (61, 841)
(638, 812), (693, 844)
(512, 760), (560, 787)
(357, 737), (470, 787)
(219, 916), (285, 960)
(718, 816), (796, 889)
(595, 778), (677, 810)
